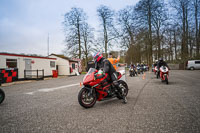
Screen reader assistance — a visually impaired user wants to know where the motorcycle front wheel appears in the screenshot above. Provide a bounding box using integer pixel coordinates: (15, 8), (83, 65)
(78, 87), (97, 108)
(165, 75), (168, 84)
(0, 88), (5, 104)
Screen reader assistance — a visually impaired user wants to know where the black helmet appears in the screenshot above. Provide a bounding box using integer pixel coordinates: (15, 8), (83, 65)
(159, 57), (163, 62)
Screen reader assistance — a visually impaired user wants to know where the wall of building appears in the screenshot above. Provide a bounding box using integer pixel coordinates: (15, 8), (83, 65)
(71, 58), (82, 73)
(0, 55), (56, 78)
(29, 58), (56, 77)
(49, 55), (70, 75)
(69, 62), (78, 75)
(0, 55), (24, 78)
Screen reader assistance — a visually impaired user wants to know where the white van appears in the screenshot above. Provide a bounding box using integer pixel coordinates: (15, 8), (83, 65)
(187, 60), (200, 70)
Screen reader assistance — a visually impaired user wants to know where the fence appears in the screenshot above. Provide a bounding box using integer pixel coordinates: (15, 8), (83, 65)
(24, 69), (44, 80)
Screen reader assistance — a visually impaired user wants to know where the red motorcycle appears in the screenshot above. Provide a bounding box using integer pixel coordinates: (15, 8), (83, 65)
(78, 68), (128, 108)
(159, 66), (169, 84)
(154, 66), (158, 75)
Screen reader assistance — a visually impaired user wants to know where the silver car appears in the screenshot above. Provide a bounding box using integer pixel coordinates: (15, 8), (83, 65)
(187, 60), (200, 70)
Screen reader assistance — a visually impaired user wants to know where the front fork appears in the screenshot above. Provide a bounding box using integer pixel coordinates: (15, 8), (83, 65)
(163, 74), (168, 80)
(84, 87), (94, 97)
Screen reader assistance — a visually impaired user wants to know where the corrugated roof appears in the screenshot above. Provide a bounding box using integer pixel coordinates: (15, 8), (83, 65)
(0, 52), (56, 60)
(50, 54), (78, 62)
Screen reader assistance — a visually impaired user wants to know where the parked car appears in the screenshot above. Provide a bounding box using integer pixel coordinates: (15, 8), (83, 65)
(187, 60), (200, 70)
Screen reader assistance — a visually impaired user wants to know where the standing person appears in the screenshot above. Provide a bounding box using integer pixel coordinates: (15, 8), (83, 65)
(107, 52), (120, 70)
(93, 52), (127, 103)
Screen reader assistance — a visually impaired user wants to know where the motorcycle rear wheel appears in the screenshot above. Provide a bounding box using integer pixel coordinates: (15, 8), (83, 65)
(78, 87), (97, 108)
(117, 80), (129, 99)
(0, 89), (5, 104)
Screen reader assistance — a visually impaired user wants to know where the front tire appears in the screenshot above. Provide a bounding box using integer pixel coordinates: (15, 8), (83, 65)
(0, 89), (5, 104)
(157, 73), (159, 79)
(78, 87), (97, 108)
(165, 75), (168, 84)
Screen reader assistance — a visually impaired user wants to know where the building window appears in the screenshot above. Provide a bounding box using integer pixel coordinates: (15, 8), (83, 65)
(6, 59), (17, 68)
(50, 61), (55, 68)
(72, 63), (75, 69)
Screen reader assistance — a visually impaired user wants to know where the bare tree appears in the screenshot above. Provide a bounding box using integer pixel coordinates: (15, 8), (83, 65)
(151, 0), (168, 59)
(192, 0), (200, 57)
(135, 0), (163, 65)
(81, 22), (95, 64)
(118, 6), (136, 49)
(97, 5), (118, 58)
(170, 0), (190, 61)
(63, 7), (87, 59)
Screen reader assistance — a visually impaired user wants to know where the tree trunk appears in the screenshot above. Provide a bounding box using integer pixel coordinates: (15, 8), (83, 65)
(170, 32), (173, 61)
(198, 22), (200, 57)
(148, 2), (153, 65)
(186, 8), (189, 58)
(77, 23), (81, 59)
(103, 19), (108, 58)
(181, 5), (188, 61)
(195, 0), (199, 57)
(189, 33), (193, 57)
(174, 30), (177, 60)
(156, 29), (161, 58)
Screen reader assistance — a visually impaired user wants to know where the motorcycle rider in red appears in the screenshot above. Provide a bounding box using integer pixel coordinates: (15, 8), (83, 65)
(93, 52), (127, 103)
(157, 58), (169, 77)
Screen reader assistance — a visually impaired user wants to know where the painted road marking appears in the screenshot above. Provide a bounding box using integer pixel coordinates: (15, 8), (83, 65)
(25, 83), (80, 95)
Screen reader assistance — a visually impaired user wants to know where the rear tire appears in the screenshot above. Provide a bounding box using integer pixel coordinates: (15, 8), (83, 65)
(0, 89), (5, 104)
(78, 87), (97, 108)
(117, 80), (128, 99)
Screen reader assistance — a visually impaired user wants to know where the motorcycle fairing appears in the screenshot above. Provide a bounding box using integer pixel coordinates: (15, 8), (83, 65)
(83, 68), (122, 101)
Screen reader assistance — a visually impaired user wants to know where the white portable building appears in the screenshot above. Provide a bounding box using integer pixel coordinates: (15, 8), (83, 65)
(0, 53), (57, 79)
(49, 54), (79, 76)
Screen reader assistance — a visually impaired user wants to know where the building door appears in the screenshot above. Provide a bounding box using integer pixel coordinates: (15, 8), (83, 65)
(25, 59), (32, 77)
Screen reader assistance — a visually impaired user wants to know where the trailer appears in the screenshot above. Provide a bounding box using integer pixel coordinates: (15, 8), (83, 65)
(0, 53), (57, 79)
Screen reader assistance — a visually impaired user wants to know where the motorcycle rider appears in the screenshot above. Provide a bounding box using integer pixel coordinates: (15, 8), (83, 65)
(157, 58), (169, 77)
(129, 63), (137, 76)
(153, 60), (158, 68)
(93, 52), (127, 103)
(136, 63), (141, 74)
(141, 63), (144, 73)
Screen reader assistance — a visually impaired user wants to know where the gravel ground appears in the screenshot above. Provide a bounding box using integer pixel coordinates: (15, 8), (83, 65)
(0, 70), (200, 133)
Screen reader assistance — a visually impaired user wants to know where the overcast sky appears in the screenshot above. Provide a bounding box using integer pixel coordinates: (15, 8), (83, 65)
(0, 0), (140, 56)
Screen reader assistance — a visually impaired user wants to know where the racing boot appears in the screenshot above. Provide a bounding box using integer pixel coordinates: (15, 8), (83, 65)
(123, 96), (127, 104)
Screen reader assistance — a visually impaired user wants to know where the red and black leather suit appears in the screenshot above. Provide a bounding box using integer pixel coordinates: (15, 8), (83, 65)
(95, 57), (119, 86)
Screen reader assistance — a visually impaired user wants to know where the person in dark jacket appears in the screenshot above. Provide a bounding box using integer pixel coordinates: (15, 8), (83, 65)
(157, 58), (169, 69)
(93, 52), (127, 103)
(157, 58), (169, 77)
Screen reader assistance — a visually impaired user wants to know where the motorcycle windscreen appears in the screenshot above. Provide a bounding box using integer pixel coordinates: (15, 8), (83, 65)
(83, 68), (96, 84)
(160, 66), (168, 72)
